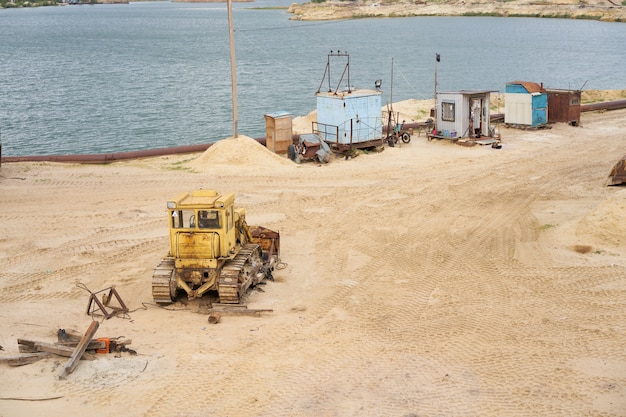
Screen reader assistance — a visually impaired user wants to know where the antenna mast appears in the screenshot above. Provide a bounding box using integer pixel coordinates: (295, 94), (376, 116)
(316, 51), (351, 95)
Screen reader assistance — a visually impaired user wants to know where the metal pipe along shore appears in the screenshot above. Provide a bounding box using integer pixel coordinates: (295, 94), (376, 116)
(2, 138), (268, 164)
(1, 100), (625, 164)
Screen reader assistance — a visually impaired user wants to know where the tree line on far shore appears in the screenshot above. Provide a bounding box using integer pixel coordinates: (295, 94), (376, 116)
(1, 0), (101, 8)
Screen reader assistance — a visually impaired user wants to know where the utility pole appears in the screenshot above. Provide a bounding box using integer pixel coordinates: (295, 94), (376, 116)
(227, 0), (238, 138)
(390, 57), (394, 107)
(433, 53), (440, 126)
(434, 53), (440, 105)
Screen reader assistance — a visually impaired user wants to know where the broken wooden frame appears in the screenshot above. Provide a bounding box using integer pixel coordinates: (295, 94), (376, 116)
(2, 326), (132, 374)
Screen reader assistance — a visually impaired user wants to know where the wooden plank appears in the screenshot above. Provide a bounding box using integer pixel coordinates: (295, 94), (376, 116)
(110, 339), (132, 348)
(37, 342), (74, 356)
(211, 303), (249, 309)
(56, 340), (106, 350)
(0, 352), (52, 367)
(18, 339), (99, 358)
(16, 339), (37, 349)
(58, 321), (99, 380)
(34, 342), (95, 360)
(18, 345), (39, 353)
(209, 308), (273, 316)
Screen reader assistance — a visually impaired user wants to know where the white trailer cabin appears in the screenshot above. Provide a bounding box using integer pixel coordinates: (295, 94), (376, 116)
(429, 90), (497, 141)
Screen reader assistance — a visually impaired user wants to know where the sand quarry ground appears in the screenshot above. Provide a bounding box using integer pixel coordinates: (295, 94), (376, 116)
(1, 98), (626, 416)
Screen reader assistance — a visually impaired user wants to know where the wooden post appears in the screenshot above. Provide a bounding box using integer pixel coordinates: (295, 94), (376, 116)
(208, 312), (221, 324)
(58, 320), (99, 380)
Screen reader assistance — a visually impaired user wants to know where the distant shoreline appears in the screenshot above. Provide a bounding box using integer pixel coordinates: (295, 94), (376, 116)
(287, 0), (626, 23)
(0, 0), (255, 8)
(172, 0), (254, 2)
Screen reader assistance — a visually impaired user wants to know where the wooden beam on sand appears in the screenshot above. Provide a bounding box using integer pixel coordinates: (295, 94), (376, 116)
(18, 338), (104, 354)
(209, 305), (273, 317)
(33, 341), (96, 361)
(58, 321), (99, 380)
(0, 352), (52, 367)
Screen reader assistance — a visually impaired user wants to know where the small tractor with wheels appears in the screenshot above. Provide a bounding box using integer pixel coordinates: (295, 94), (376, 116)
(385, 109), (411, 147)
(152, 190), (280, 305)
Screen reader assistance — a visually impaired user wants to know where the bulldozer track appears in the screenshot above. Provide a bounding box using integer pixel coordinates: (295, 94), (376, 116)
(218, 244), (262, 304)
(150, 245), (265, 306)
(151, 258), (175, 305)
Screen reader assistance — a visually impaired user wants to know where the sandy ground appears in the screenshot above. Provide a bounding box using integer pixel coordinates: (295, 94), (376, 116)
(1, 103), (626, 416)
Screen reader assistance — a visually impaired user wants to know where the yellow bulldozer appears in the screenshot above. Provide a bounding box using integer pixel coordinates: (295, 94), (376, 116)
(152, 189), (280, 305)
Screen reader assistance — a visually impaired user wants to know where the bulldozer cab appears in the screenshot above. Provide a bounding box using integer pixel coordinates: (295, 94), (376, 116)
(167, 190), (240, 261)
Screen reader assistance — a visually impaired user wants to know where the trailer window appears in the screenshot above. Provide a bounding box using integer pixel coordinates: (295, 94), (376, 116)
(442, 102), (455, 122)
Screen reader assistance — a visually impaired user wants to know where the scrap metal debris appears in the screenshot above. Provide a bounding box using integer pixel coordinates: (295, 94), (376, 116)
(0, 324), (133, 370)
(82, 284), (129, 319)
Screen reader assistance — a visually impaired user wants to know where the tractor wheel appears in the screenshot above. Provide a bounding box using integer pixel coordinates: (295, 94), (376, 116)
(288, 144), (297, 161)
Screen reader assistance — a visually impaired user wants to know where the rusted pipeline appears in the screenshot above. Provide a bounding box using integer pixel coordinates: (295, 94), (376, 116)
(1, 137), (268, 164)
(487, 100), (626, 122)
(581, 99), (626, 113)
(383, 121), (434, 133)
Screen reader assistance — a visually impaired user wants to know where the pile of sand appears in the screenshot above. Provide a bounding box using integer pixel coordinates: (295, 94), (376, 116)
(576, 189), (626, 248)
(386, 98), (435, 121)
(582, 89), (626, 105)
(187, 135), (295, 171)
(292, 109), (318, 135)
